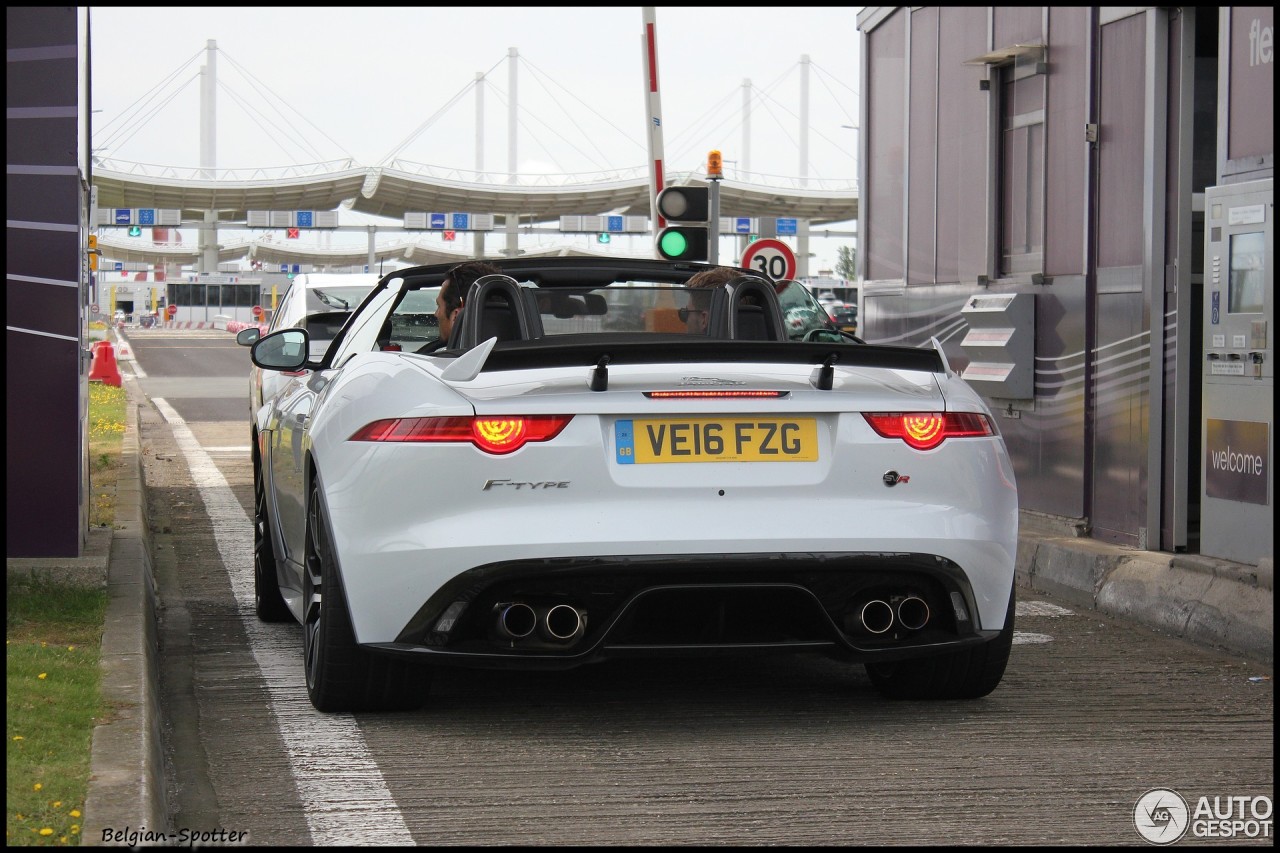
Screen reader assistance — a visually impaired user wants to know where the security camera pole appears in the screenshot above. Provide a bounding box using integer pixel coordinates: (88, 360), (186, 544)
(707, 149), (723, 265)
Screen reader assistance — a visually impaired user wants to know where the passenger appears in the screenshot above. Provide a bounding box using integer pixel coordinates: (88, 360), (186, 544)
(681, 266), (750, 334)
(422, 260), (502, 352)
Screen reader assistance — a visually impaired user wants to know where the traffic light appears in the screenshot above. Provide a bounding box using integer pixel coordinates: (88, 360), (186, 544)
(597, 232), (611, 244)
(655, 185), (709, 261)
(128, 225), (142, 237)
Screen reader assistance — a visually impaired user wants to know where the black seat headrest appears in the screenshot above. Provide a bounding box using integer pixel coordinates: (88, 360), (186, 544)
(735, 304), (771, 341)
(454, 274), (533, 349)
(724, 276), (786, 341)
(479, 301), (521, 343)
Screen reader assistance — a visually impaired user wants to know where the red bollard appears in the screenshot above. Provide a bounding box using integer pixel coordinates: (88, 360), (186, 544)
(88, 340), (122, 387)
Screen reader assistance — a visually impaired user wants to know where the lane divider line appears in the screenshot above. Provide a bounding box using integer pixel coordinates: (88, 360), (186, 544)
(152, 397), (414, 845)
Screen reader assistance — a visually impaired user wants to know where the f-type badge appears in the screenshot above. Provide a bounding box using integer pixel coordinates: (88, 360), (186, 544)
(883, 470), (910, 487)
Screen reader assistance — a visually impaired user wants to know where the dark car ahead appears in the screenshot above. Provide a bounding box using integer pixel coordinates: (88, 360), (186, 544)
(832, 306), (858, 335)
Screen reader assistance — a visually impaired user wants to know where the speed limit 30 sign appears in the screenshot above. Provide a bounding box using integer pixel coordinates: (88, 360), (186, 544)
(740, 238), (797, 281)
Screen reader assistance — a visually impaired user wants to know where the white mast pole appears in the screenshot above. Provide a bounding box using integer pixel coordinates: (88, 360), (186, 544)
(475, 71), (485, 258)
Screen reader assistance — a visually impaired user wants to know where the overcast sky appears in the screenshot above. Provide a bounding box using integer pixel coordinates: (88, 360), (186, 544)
(88, 7), (862, 272)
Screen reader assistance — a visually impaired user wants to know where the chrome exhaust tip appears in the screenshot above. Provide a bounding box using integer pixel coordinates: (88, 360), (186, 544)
(542, 604), (584, 641)
(896, 596), (930, 631)
(495, 602), (537, 639)
(859, 599), (895, 635)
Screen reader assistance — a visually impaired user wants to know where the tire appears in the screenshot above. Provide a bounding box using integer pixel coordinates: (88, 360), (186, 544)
(302, 480), (430, 713)
(254, 455), (292, 623)
(865, 583), (1016, 701)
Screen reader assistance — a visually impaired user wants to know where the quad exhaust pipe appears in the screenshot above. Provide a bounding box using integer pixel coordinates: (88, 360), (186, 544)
(895, 595), (930, 631)
(542, 603), (585, 641)
(846, 594), (932, 635)
(858, 599), (895, 634)
(495, 601), (586, 643)
(495, 602), (537, 639)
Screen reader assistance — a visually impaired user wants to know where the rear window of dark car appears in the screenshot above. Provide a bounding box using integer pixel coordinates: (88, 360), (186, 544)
(306, 286), (373, 313)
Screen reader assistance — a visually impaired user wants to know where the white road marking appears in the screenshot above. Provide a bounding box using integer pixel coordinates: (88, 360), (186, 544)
(1016, 600), (1075, 617)
(153, 397), (413, 845)
(1012, 632), (1055, 645)
(1011, 601), (1073, 645)
(203, 446), (252, 453)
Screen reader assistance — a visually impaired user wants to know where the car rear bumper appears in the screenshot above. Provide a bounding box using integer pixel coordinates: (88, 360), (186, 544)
(365, 552), (1010, 669)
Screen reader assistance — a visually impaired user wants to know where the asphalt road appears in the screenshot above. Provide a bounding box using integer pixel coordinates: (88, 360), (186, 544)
(127, 329), (1275, 846)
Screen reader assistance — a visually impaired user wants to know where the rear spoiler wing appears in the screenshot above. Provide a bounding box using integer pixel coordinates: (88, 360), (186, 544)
(440, 336), (944, 390)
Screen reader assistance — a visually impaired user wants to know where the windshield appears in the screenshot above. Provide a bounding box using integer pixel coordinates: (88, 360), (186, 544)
(534, 283), (711, 337)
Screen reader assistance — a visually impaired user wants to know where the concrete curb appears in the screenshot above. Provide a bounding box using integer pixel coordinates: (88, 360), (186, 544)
(1016, 519), (1273, 666)
(81, 378), (170, 845)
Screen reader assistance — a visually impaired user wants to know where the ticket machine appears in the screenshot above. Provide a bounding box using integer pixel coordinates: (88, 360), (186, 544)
(1200, 178), (1272, 564)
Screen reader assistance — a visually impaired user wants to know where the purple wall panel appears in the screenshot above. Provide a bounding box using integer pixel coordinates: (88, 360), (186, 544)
(936, 7), (990, 284)
(908, 7), (938, 285)
(6, 6), (83, 557)
(867, 10), (907, 281)
(1044, 6), (1089, 278)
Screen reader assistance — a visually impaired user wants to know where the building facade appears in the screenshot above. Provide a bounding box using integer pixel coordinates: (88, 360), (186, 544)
(856, 7), (1272, 564)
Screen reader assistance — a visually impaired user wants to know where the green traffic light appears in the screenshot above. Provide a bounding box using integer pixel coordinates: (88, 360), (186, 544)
(659, 230), (689, 258)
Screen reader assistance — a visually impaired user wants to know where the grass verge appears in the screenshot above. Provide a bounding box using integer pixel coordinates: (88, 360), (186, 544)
(5, 580), (108, 846)
(6, 367), (123, 846)
(87, 379), (126, 530)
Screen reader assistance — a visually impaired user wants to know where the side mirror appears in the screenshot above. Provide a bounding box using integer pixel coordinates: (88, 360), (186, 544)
(236, 327), (261, 346)
(803, 328), (863, 345)
(250, 328), (309, 371)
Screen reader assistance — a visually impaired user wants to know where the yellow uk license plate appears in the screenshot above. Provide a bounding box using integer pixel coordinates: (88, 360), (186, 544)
(615, 418), (818, 464)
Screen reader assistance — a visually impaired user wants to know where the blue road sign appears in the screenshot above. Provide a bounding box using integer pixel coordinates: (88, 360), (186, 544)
(451, 212), (470, 230)
(429, 213), (446, 229)
(734, 217), (751, 234)
(138, 208), (155, 225)
(291, 264), (301, 274)
(296, 210), (313, 227)
(114, 262), (123, 271)
(115, 209), (131, 225)
(607, 215), (624, 233)
(279, 264), (289, 273)
(776, 218), (798, 235)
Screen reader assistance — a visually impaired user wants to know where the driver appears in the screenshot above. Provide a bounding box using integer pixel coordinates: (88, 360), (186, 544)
(420, 261), (502, 353)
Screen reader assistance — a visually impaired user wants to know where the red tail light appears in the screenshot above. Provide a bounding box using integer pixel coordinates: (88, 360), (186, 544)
(349, 415), (572, 454)
(862, 412), (994, 450)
